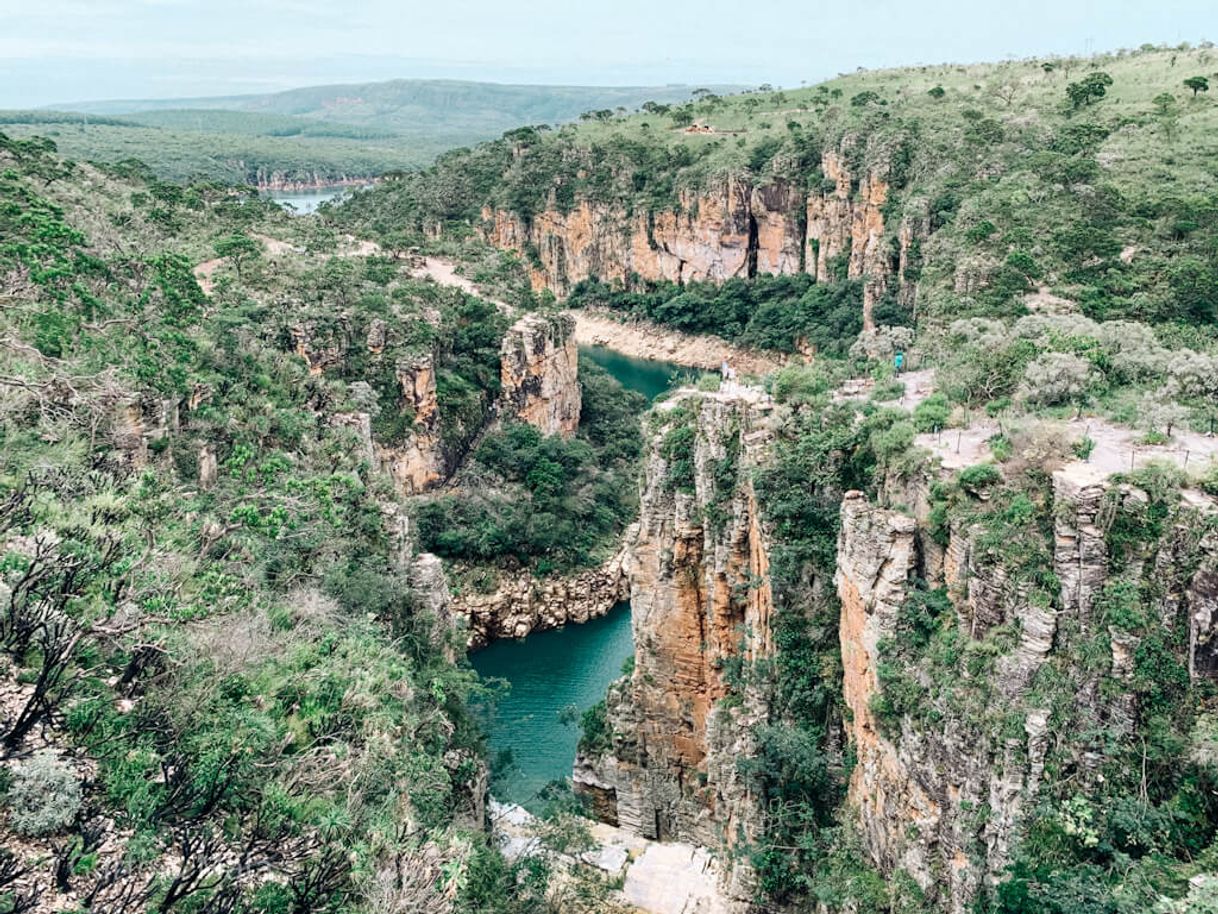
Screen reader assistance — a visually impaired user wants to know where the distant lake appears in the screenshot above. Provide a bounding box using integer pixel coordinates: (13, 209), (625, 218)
(265, 186), (361, 215)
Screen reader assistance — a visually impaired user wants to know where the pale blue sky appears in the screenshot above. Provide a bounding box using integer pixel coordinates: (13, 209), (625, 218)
(2, 0), (1216, 107)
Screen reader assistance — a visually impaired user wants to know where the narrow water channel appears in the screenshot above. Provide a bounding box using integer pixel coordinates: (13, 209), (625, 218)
(580, 345), (695, 401)
(471, 602), (634, 808)
(471, 347), (690, 809)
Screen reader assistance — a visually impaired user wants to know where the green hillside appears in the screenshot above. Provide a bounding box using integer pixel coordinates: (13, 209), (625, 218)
(10, 79), (736, 185)
(339, 43), (1218, 333)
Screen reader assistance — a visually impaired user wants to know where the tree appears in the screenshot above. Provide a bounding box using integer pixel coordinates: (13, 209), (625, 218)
(928, 86), (946, 99)
(1066, 71), (1113, 108)
(212, 234), (262, 281)
(1184, 75), (1210, 96)
(670, 107), (694, 127)
(1153, 92), (1179, 116)
(1142, 393), (1190, 438)
(1019, 352), (1094, 406)
(990, 83), (1018, 106)
(851, 90), (881, 108)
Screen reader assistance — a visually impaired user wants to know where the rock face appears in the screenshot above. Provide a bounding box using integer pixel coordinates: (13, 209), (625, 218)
(835, 468), (1218, 914)
(375, 353), (447, 495)
(451, 537), (632, 649)
(480, 144), (920, 331)
(498, 312), (581, 438)
(574, 388), (777, 910)
(805, 149), (897, 330)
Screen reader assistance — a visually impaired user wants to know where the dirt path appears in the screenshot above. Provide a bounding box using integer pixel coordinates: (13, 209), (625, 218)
(409, 256), (513, 314)
(571, 309), (787, 376)
(192, 257), (224, 295)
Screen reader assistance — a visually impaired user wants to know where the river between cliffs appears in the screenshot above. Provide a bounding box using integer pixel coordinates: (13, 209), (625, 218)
(472, 601), (633, 808)
(471, 347), (691, 809)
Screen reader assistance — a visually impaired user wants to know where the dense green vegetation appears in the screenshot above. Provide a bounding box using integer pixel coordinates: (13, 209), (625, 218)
(417, 360), (646, 574)
(567, 274), (910, 354)
(0, 132), (618, 913)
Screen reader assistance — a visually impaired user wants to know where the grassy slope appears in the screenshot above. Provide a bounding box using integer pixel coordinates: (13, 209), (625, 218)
(10, 80), (736, 184)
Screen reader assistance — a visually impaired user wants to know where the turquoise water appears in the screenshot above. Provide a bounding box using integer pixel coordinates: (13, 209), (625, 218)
(266, 186), (356, 214)
(580, 345), (695, 401)
(471, 602), (633, 809)
(469, 349), (687, 808)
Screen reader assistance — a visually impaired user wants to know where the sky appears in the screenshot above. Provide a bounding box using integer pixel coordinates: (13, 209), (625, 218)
(1, 0), (1216, 108)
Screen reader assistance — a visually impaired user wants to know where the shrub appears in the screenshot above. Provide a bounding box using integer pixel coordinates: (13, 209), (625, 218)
(958, 464), (1002, 495)
(578, 701), (612, 755)
(1019, 352), (1094, 406)
(6, 750), (81, 836)
(912, 394), (950, 432)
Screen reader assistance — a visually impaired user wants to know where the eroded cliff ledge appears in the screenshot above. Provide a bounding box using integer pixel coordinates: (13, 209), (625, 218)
(836, 465), (1218, 913)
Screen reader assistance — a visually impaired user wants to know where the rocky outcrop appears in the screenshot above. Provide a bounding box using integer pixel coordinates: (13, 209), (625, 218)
(805, 149), (896, 331)
(483, 177), (764, 296)
(451, 537), (632, 649)
(1188, 530), (1218, 680)
(498, 312), (581, 437)
(574, 387), (777, 910)
(252, 172), (372, 192)
(375, 353), (446, 495)
(836, 464), (1218, 914)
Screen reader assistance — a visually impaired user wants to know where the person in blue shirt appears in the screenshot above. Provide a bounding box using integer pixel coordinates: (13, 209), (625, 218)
(894, 350), (905, 375)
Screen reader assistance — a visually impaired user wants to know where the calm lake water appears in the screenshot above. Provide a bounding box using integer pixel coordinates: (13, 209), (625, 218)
(265, 186), (357, 215)
(471, 602), (634, 809)
(580, 344), (695, 401)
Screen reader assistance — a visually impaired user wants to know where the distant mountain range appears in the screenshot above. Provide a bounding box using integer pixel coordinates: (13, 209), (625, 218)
(0, 79), (743, 186)
(50, 78), (740, 137)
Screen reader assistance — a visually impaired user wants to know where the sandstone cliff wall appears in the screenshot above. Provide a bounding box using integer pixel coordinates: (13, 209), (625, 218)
(574, 387), (778, 910)
(480, 143), (920, 332)
(836, 467), (1218, 913)
(498, 312), (581, 438)
(375, 353), (447, 495)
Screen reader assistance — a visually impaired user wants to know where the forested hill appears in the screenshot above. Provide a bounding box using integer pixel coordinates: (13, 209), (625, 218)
(335, 43), (1218, 348)
(0, 80), (734, 185)
(0, 130), (631, 913)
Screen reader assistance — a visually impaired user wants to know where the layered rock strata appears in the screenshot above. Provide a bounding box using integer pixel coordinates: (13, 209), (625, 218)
(574, 387), (778, 910)
(480, 143), (919, 332)
(451, 536), (632, 649)
(498, 312), (581, 438)
(837, 466), (1218, 913)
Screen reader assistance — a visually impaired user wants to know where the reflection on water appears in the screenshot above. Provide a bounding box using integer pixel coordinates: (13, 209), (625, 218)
(580, 344), (694, 401)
